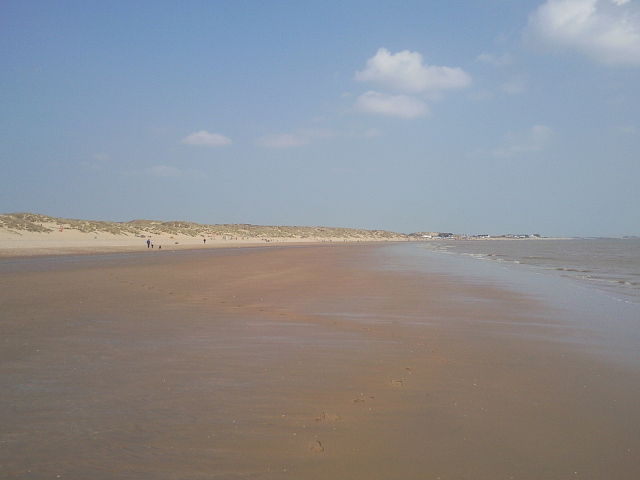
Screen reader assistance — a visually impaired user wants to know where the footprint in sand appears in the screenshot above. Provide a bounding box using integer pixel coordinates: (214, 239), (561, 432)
(315, 412), (341, 423)
(352, 393), (376, 403)
(309, 440), (324, 453)
(390, 379), (405, 387)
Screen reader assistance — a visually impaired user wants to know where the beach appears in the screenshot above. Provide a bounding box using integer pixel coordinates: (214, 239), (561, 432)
(0, 213), (408, 258)
(2, 243), (640, 479)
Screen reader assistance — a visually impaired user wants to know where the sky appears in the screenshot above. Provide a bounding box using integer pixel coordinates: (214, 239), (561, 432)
(1, 0), (639, 236)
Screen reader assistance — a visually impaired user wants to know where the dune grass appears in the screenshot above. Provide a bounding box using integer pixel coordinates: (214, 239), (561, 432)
(0, 213), (407, 240)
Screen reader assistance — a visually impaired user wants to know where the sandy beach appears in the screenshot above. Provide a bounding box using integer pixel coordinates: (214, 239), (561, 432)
(4, 0), (640, 477)
(0, 228), (385, 258)
(0, 214), (409, 259)
(2, 244), (639, 479)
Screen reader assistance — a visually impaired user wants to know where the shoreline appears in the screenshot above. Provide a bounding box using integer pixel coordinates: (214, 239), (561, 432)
(0, 234), (574, 260)
(2, 243), (639, 478)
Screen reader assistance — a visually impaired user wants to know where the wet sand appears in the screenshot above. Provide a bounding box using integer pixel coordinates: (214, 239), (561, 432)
(1, 245), (639, 479)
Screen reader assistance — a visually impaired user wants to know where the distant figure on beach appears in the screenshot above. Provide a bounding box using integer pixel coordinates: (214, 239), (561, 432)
(203, 238), (206, 244)
(158, 245), (161, 249)
(146, 239), (151, 248)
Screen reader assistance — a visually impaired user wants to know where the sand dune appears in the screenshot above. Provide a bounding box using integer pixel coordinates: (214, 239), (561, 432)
(0, 212), (410, 257)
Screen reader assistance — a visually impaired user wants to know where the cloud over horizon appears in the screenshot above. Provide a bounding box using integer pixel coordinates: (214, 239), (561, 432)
(355, 91), (429, 118)
(356, 48), (472, 93)
(526, 0), (640, 66)
(182, 130), (232, 147)
(353, 48), (470, 119)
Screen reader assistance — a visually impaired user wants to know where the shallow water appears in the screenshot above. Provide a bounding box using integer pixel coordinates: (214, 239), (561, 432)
(380, 242), (640, 367)
(420, 238), (640, 303)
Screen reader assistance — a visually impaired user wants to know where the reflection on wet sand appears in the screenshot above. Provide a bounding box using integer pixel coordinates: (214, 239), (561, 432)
(1, 244), (639, 479)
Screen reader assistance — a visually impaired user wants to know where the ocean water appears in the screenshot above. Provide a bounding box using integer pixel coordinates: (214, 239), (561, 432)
(420, 238), (640, 304)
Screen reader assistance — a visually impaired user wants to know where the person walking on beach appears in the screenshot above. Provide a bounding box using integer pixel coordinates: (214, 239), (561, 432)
(203, 238), (206, 244)
(146, 239), (151, 248)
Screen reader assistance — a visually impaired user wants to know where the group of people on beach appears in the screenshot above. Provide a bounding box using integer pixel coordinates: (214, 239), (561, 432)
(145, 239), (161, 249)
(145, 237), (209, 249)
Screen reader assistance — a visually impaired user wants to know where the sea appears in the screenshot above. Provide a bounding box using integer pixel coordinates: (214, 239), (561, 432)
(420, 238), (640, 304)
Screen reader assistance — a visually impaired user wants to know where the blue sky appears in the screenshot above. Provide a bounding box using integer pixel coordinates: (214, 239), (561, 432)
(1, 0), (638, 236)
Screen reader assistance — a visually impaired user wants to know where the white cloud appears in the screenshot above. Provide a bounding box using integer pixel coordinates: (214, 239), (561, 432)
(492, 125), (553, 158)
(476, 52), (513, 66)
(355, 91), (429, 118)
(355, 48), (472, 92)
(501, 76), (528, 95)
(182, 130), (232, 147)
(148, 165), (182, 177)
(526, 0), (640, 66)
(257, 129), (333, 148)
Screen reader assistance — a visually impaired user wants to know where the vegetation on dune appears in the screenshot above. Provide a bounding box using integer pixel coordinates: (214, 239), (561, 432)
(0, 212), (407, 240)
(0, 213), (142, 235)
(0, 213), (55, 233)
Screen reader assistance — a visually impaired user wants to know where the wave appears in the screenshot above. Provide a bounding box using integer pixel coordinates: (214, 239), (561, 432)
(420, 238), (640, 303)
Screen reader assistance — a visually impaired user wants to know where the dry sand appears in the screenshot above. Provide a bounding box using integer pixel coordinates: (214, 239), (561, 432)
(0, 227), (404, 258)
(1, 245), (639, 479)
